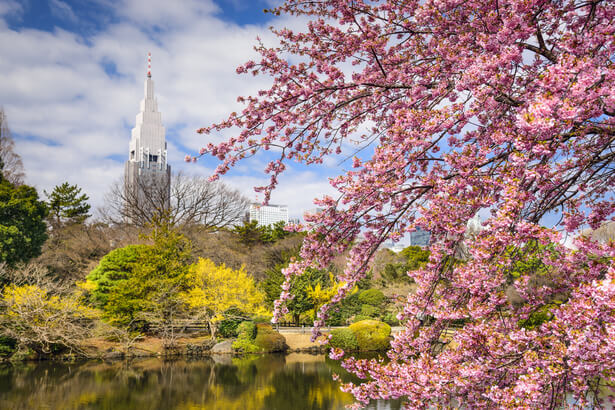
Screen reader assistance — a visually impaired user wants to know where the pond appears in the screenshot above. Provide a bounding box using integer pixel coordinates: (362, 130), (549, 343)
(0, 353), (401, 410)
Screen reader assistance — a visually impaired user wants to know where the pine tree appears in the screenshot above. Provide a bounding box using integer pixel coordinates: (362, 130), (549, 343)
(45, 182), (91, 227)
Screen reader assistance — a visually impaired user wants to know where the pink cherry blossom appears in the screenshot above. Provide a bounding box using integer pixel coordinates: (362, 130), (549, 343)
(199, 1), (615, 408)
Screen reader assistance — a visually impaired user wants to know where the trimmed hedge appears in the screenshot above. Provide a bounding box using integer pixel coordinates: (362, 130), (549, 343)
(232, 338), (260, 353)
(253, 324), (286, 352)
(348, 320), (391, 351)
(232, 322), (287, 353)
(236, 321), (256, 340)
(329, 328), (359, 351)
(358, 289), (385, 307)
(360, 304), (379, 318)
(218, 318), (242, 338)
(352, 314), (372, 323)
(382, 312), (400, 326)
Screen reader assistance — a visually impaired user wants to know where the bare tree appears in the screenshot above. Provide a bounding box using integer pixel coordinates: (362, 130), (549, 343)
(0, 262), (99, 357)
(0, 262), (64, 291)
(0, 108), (25, 185)
(102, 172), (249, 230)
(36, 222), (143, 282)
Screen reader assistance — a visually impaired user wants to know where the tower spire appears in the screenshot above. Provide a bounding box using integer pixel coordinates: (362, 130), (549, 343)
(147, 52), (151, 78)
(125, 52), (170, 224)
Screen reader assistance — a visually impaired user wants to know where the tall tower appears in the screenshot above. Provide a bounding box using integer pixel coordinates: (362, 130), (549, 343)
(124, 53), (171, 224)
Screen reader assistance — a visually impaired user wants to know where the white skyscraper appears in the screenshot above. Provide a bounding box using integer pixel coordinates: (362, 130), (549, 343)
(124, 53), (170, 221)
(249, 203), (289, 226)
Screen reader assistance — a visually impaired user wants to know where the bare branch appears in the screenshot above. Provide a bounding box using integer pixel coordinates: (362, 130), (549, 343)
(101, 172), (249, 230)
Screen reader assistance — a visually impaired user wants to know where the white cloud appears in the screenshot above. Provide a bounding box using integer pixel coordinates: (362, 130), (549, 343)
(0, 0), (23, 18)
(1, 0), (341, 220)
(113, 0), (219, 30)
(49, 0), (78, 22)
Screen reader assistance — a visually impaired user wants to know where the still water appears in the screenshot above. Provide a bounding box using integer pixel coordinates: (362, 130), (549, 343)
(0, 353), (400, 410)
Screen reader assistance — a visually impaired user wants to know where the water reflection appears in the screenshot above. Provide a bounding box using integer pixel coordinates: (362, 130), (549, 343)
(0, 354), (400, 410)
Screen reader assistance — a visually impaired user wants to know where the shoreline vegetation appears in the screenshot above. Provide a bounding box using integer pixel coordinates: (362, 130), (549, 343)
(0, 188), (418, 364)
(2, 321), (401, 362)
(0, 150), (419, 367)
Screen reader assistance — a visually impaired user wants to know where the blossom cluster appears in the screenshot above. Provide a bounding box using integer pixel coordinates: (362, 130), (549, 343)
(199, 0), (615, 408)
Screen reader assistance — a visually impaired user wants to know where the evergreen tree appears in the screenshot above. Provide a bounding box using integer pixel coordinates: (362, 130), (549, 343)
(0, 175), (48, 267)
(233, 220), (291, 246)
(86, 220), (192, 330)
(45, 182), (91, 227)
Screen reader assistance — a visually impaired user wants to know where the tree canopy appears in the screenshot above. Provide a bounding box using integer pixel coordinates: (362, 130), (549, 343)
(103, 172), (249, 230)
(0, 176), (47, 267)
(86, 244), (149, 309)
(183, 258), (266, 336)
(45, 182), (91, 227)
(233, 220), (292, 247)
(199, 1), (615, 408)
(86, 224), (192, 328)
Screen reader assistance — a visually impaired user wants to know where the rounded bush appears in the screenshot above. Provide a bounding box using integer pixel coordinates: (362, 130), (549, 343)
(382, 312), (400, 326)
(253, 324), (287, 352)
(218, 318), (242, 338)
(349, 320), (391, 351)
(236, 321), (256, 340)
(329, 328), (359, 351)
(352, 314), (372, 323)
(358, 289), (385, 307)
(360, 304), (379, 318)
(232, 338), (260, 353)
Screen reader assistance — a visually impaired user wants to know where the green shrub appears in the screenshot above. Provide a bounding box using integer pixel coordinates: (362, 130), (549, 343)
(352, 314), (372, 323)
(382, 312), (400, 326)
(252, 315), (272, 324)
(236, 321), (256, 340)
(85, 245), (149, 308)
(327, 292), (362, 325)
(360, 304), (379, 318)
(518, 306), (554, 330)
(325, 310), (344, 326)
(218, 318), (242, 338)
(349, 320), (391, 351)
(0, 336), (16, 358)
(358, 289), (385, 307)
(231, 338), (260, 353)
(253, 324), (286, 352)
(329, 328), (359, 351)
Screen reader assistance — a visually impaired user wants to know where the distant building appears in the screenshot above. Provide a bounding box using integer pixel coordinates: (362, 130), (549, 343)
(466, 213), (483, 236)
(124, 53), (170, 222)
(410, 228), (431, 247)
(249, 203), (289, 226)
(381, 242), (407, 253)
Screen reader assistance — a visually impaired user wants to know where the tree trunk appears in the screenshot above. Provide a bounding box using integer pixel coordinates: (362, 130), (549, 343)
(208, 320), (217, 338)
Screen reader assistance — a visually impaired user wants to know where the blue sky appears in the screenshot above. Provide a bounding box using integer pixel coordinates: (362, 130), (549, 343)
(0, 0), (342, 218)
(5, 0), (275, 34)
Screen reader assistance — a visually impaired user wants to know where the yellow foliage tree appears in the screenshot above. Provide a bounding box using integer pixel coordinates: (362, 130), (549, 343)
(0, 284), (99, 355)
(183, 258), (267, 337)
(306, 273), (354, 322)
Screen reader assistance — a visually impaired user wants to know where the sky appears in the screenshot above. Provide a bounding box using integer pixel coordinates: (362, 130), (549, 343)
(0, 0), (342, 219)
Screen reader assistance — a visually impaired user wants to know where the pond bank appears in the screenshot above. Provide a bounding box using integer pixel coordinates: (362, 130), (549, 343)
(4, 332), (328, 362)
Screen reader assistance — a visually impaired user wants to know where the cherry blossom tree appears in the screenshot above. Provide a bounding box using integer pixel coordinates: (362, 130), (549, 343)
(198, 1), (615, 408)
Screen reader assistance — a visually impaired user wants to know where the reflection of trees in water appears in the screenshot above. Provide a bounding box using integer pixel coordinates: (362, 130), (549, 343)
(0, 354), (372, 410)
